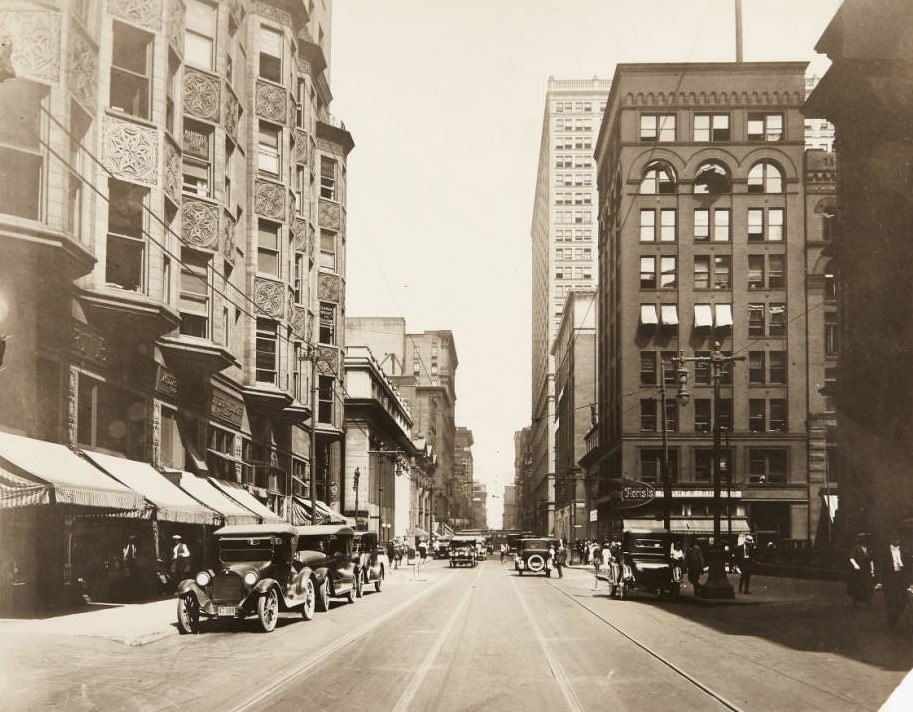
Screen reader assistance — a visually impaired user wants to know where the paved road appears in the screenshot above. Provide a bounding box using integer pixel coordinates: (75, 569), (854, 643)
(0, 559), (907, 711)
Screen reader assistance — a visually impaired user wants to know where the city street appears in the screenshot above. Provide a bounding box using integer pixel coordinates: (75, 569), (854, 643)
(0, 559), (907, 711)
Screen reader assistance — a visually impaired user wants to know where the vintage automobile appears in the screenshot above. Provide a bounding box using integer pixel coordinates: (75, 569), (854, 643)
(433, 538), (451, 559)
(515, 537), (558, 576)
(175, 523), (359, 634)
(352, 531), (385, 594)
(449, 536), (478, 567)
(597, 528), (681, 599)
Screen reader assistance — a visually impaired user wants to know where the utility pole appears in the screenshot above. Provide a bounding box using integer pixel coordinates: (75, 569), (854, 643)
(660, 362), (671, 530)
(353, 466), (361, 531)
(309, 337), (320, 522)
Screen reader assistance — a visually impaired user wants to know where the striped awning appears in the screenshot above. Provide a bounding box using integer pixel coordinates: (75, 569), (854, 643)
(81, 450), (220, 525)
(0, 463), (50, 509)
(0, 431), (144, 512)
(208, 478), (283, 523)
(174, 472), (258, 525)
(314, 499), (354, 526)
(292, 496), (316, 525)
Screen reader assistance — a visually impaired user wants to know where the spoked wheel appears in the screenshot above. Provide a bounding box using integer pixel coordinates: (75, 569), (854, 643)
(374, 570), (383, 593)
(176, 594), (200, 635)
(355, 572), (365, 598)
(257, 588), (279, 633)
(346, 576), (357, 604)
(300, 578), (316, 621)
(316, 579), (329, 612)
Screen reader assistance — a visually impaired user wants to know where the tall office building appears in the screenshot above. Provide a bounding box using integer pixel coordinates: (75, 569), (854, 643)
(528, 77), (610, 535)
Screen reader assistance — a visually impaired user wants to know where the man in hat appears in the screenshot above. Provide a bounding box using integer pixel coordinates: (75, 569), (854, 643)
(170, 534), (192, 585)
(848, 532), (875, 607)
(738, 533), (756, 594)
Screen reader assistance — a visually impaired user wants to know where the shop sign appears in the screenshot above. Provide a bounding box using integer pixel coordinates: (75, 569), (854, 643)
(605, 479), (656, 510)
(154, 365), (178, 398)
(589, 509), (598, 523)
(209, 387), (244, 427)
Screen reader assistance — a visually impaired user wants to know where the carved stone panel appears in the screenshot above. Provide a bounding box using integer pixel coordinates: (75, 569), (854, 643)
(296, 57), (311, 77)
(68, 24), (97, 110)
(184, 67), (221, 122)
(292, 218), (308, 252)
(167, 0), (185, 56)
(256, 81), (287, 124)
(254, 278), (285, 318)
(294, 129), (308, 165)
(151, 400), (162, 468)
(67, 366), (78, 447)
(103, 115), (160, 186)
(255, 180), (285, 220)
(223, 87), (241, 142)
(0, 10), (61, 82)
(222, 211), (236, 262)
(163, 136), (181, 203)
(316, 346), (338, 376)
(317, 274), (340, 303)
(107, 0), (162, 31)
(318, 199), (341, 231)
(291, 306), (307, 341)
(181, 200), (220, 251)
(254, 2), (292, 26)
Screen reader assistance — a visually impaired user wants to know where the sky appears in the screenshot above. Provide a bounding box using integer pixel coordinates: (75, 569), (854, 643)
(328, 0), (842, 528)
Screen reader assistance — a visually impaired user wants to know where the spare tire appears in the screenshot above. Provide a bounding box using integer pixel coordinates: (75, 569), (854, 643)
(527, 554), (545, 573)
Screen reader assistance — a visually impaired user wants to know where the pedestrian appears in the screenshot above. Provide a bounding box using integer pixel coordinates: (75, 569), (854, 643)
(738, 534), (756, 594)
(881, 532), (907, 628)
(670, 539), (685, 583)
(170, 534), (191, 587)
(555, 543), (566, 578)
(500, 543), (508, 564)
(686, 538), (704, 595)
(416, 537), (428, 576)
(847, 532), (875, 607)
(122, 535), (139, 577)
(592, 542), (602, 571)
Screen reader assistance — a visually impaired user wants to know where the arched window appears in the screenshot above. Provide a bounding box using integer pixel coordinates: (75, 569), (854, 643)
(821, 204), (836, 241)
(640, 161), (676, 195)
(824, 262), (837, 299)
(747, 161), (784, 193)
(693, 161), (732, 194)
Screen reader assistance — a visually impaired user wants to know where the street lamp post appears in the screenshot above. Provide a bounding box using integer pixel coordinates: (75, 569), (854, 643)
(353, 467), (361, 531)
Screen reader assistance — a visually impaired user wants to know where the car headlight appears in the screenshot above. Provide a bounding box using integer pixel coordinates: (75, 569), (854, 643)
(243, 571), (259, 587)
(195, 571), (211, 587)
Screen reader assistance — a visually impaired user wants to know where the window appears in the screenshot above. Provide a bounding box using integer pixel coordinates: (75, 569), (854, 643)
(258, 121), (281, 175)
(694, 399), (711, 433)
(694, 113), (730, 142)
(694, 210), (709, 241)
(295, 78), (307, 128)
(640, 449), (678, 484)
(110, 22), (152, 119)
(660, 257), (677, 288)
(182, 119), (213, 196)
(749, 399), (765, 432)
(319, 302), (336, 344)
(320, 157), (338, 200)
(749, 449), (787, 484)
(664, 399), (678, 432)
(640, 351), (657, 385)
(318, 375), (334, 423)
(768, 255), (785, 289)
(640, 399), (657, 432)
(225, 139), (234, 209)
(825, 312), (839, 355)
(640, 161), (675, 194)
(207, 427), (237, 481)
(694, 352), (710, 384)
(661, 352), (676, 384)
(769, 303), (786, 336)
(694, 449), (713, 482)
(106, 179), (147, 291)
(255, 318), (278, 384)
(748, 255), (764, 289)
(162, 255), (172, 304)
(0, 81), (46, 221)
(769, 351), (787, 384)
(77, 375), (146, 459)
(718, 399), (732, 431)
(822, 206), (836, 242)
(747, 112), (784, 142)
(185, 0), (217, 71)
(166, 53), (179, 136)
(713, 209), (730, 242)
(293, 253), (305, 303)
(294, 165), (306, 216)
(824, 266), (837, 298)
(748, 208), (785, 242)
(660, 209), (676, 242)
(640, 257), (656, 289)
(747, 161), (784, 193)
(66, 104), (89, 239)
(639, 210), (654, 241)
(748, 351), (765, 384)
(713, 256), (730, 289)
(770, 399), (787, 432)
(321, 230), (337, 270)
(693, 161), (731, 194)
(257, 220), (280, 276)
(748, 304), (765, 336)
(160, 407), (183, 469)
(640, 114), (675, 142)
(179, 248), (210, 338)
(693, 256), (710, 289)
(259, 25), (283, 82)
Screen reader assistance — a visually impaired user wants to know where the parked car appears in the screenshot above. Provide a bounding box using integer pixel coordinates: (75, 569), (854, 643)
(353, 531), (385, 594)
(433, 538), (451, 559)
(449, 536), (478, 567)
(175, 523), (358, 634)
(515, 538), (558, 576)
(598, 528), (681, 599)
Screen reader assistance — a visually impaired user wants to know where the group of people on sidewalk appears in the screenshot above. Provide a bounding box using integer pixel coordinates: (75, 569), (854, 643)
(846, 531), (912, 630)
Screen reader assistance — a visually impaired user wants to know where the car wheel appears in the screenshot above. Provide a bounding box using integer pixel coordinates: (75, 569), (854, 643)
(527, 554), (545, 573)
(620, 582), (629, 600)
(316, 579), (329, 612)
(374, 572), (383, 593)
(355, 572), (365, 598)
(176, 594), (199, 635)
(300, 578), (316, 621)
(257, 589), (279, 633)
(346, 577), (357, 604)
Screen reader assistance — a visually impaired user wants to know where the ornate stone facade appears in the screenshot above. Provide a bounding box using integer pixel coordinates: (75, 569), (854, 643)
(316, 346), (338, 376)
(294, 129), (308, 165)
(66, 366), (78, 448)
(254, 2), (292, 27)
(67, 24), (97, 111)
(102, 115), (160, 186)
(151, 399), (162, 468)
(254, 278), (285, 318)
(163, 136), (182, 204)
(167, 0), (185, 56)
(318, 199), (341, 230)
(292, 218), (308, 252)
(0, 9), (61, 82)
(291, 306), (307, 340)
(107, 0), (162, 31)
(223, 87), (241, 142)
(254, 180), (286, 220)
(256, 81), (287, 124)
(181, 200), (220, 251)
(317, 274), (340, 303)
(184, 67), (221, 122)
(222, 212), (236, 262)
(72, 322), (108, 366)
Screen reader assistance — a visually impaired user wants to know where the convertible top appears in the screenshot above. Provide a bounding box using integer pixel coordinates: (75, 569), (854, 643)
(296, 524), (355, 537)
(214, 523), (298, 537)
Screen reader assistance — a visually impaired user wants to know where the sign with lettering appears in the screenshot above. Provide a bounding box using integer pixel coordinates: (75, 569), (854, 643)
(154, 364), (178, 398)
(605, 479), (656, 510)
(209, 387), (244, 427)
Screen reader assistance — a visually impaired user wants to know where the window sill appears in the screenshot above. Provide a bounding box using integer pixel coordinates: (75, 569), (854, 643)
(104, 108), (157, 131)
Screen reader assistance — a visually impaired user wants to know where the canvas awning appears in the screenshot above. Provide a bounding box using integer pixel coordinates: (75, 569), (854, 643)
(173, 472), (258, 525)
(0, 463), (50, 509)
(822, 493), (838, 523)
(0, 431), (144, 512)
(292, 496), (316, 525)
(660, 304), (679, 326)
(208, 478), (283, 523)
(314, 498), (355, 526)
(694, 304), (713, 328)
(715, 303), (733, 328)
(81, 450), (220, 525)
(640, 304), (658, 325)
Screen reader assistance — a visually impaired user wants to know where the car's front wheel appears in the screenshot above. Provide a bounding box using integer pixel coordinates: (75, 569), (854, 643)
(316, 579), (329, 612)
(355, 572), (365, 598)
(257, 588), (279, 633)
(300, 578), (316, 620)
(374, 569), (383, 593)
(346, 577), (358, 604)
(176, 594), (199, 635)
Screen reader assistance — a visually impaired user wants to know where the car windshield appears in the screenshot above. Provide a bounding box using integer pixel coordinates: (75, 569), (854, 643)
(299, 535), (348, 556)
(218, 537), (275, 563)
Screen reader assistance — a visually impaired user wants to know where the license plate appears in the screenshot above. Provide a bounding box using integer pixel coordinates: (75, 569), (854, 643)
(217, 606), (236, 617)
